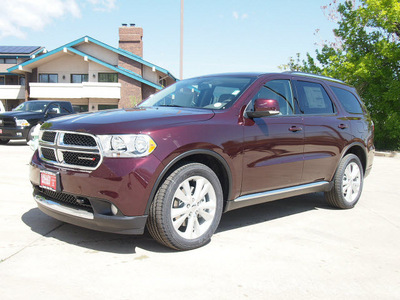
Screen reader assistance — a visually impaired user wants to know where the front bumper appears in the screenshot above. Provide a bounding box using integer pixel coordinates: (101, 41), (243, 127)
(0, 126), (29, 140)
(34, 193), (147, 234)
(30, 149), (164, 235)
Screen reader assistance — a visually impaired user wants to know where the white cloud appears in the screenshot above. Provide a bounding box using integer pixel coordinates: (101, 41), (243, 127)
(87, 0), (117, 11)
(0, 0), (116, 39)
(232, 11), (248, 21)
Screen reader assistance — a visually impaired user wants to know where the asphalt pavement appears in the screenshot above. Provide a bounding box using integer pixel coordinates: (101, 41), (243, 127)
(0, 140), (399, 299)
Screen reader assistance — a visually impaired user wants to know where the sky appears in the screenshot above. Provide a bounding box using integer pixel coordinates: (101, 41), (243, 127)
(0, 0), (339, 79)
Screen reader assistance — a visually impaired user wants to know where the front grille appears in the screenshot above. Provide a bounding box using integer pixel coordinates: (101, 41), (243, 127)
(38, 188), (93, 211)
(38, 131), (102, 170)
(0, 117), (16, 127)
(63, 133), (97, 147)
(41, 147), (56, 161)
(42, 131), (56, 143)
(63, 151), (101, 168)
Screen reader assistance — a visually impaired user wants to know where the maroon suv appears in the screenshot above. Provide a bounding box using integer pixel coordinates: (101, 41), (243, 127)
(29, 72), (374, 250)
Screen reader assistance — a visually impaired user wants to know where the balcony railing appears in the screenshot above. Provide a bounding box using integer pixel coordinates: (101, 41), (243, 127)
(29, 82), (121, 99)
(0, 85), (25, 100)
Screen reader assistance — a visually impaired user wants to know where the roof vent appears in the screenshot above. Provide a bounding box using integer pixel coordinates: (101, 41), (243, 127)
(122, 23), (127, 26)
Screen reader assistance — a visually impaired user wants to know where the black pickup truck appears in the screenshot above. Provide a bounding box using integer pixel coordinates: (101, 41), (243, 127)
(0, 100), (74, 144)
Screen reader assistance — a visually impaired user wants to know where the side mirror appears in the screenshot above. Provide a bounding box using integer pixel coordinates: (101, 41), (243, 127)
(246, 99), (280, 118)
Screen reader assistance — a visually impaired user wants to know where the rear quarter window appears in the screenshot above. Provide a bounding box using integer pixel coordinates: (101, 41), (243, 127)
(330, 86), (364, 114)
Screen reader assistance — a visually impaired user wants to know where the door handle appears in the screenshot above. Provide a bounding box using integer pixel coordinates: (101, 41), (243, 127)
(338, 124), (348, 129)
(289, 126), (302, 132)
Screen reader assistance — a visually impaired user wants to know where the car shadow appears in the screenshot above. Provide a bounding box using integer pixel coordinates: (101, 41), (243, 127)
(21, 192), (332, 254)
(217, 192), (331, 233)
(21, 208), (171, 254)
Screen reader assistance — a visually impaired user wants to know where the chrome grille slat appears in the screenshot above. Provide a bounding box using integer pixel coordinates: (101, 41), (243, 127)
(38, 130), (102, 170)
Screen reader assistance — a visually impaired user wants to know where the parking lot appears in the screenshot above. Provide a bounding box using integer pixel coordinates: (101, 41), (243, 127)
(0, 141), (399, 299)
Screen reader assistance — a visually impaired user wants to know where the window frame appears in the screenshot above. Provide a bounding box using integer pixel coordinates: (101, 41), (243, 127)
(39, 74), (58, 83)
(98, 73), (118, 83)
(330, 86), (365, 114)
(71, 74), (89, 83)
(293, 80), (337, 115)
(246, 79), (300, 117)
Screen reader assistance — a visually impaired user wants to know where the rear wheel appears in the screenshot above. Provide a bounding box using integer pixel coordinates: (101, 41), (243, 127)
(0, 138), (9, 145)
(325, 154), (364, 209)
(147, 163), (223, 250)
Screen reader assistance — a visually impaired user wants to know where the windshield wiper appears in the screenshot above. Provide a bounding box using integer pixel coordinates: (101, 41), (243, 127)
(157, 104), (185, 108)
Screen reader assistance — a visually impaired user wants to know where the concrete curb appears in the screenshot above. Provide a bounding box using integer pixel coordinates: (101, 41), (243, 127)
(375, 151), (399, 158)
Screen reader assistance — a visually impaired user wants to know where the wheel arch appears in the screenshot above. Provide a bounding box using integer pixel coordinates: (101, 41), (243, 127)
(342, 142), (367, 174)
(145, 149), (233, 214)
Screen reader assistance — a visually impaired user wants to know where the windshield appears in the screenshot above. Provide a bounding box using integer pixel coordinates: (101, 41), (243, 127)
(13, 102), (48, 112)
(139, 76), (255, 110)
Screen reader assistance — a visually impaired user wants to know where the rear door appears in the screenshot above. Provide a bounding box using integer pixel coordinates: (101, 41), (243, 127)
(293, 79), (352, 183)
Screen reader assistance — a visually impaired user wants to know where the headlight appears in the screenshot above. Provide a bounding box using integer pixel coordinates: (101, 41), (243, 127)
(98, 134), (157, 158)
(16, 119), (30, 127)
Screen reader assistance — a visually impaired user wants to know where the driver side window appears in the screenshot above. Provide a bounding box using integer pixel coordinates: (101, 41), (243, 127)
(249, 80), (295, 115)
(46, 103), (62, 114)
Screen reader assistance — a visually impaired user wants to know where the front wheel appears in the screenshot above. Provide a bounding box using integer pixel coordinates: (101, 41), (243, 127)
(147, 163), (223, 250)
(325, 154), (364, 209)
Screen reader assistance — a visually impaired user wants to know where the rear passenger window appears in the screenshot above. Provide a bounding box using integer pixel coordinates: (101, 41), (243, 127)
(295, 81), (335, 114)
(330, 86), (364, 114)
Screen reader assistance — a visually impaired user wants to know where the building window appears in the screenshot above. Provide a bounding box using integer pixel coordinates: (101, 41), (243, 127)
(0, 58), (17, 64)
(39, 74), (58, 83)
(72, 105), (89, 113)
(98, 73), (118, 83)
(71, 74), (88, 83)
(0, 76), (4, 85)
(98, 105), (118, 110)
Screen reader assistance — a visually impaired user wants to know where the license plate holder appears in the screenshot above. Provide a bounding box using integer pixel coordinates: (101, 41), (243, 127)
(40, 170), (60, 192)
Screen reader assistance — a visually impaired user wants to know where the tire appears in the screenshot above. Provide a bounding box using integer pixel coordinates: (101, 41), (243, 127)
(325, 154), (364, 209)
(147, 163), (223, 250)
(0, 138), (9, 145)
(26, 126), (35, 142)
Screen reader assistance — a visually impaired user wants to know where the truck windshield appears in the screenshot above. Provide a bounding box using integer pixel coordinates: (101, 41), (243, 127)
(13, 102), (48, 112)
(139, 76), (255, 110)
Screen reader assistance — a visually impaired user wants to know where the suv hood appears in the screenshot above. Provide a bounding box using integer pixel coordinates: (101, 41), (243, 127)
(42, 107), (215, 134)
(0, 111), (43, 120)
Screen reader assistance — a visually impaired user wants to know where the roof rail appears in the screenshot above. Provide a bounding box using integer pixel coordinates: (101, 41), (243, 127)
(283, 71), (345, 84)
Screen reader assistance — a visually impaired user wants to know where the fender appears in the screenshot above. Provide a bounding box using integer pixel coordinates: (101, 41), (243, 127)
(341, 141), (368, 165)
(144, 149), (233, 214)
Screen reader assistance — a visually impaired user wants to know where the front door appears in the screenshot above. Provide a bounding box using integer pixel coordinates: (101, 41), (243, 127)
(241, 79), (304, 195)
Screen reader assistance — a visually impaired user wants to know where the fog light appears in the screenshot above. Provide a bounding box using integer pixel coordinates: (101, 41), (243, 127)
(17, 132), (22, 136)
(111, 204), (118, 215)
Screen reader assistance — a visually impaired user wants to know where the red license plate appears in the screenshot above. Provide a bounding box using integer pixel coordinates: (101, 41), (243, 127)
(40, 171), (57, 191)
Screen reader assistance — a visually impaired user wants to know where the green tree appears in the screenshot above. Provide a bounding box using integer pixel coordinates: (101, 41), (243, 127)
(284, 0), (400, 150)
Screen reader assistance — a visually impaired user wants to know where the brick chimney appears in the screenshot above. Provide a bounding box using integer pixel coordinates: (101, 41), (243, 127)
(119, 24), (143, 57)
(118, 24), (143, 109)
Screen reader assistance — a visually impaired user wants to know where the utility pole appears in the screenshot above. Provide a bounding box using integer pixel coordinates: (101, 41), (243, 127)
(180, 0), (184, 80)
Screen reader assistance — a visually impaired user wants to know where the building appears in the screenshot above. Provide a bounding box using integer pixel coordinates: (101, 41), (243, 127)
(4, 25), (176, 112)
(0, 46), (45, 110)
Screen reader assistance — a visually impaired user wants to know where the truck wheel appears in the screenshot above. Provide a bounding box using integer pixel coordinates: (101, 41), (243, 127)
(147, 163), (223, 250)
(26, 126), (35, 142)
(0, 138), (9, 145)
(325, 154), (364, 209)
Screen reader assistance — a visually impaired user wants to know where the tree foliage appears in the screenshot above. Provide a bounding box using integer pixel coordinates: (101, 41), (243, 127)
(285, 0), (400, 150)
